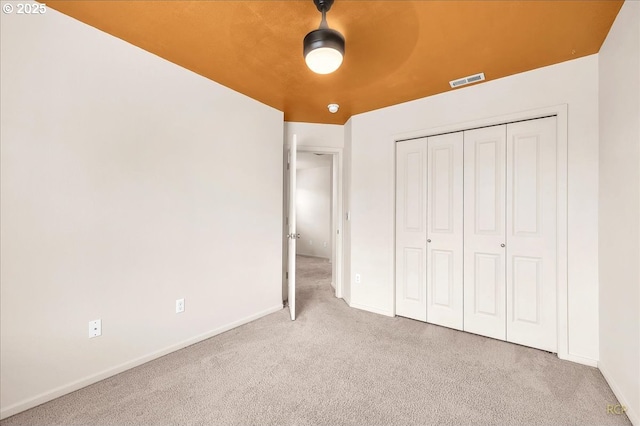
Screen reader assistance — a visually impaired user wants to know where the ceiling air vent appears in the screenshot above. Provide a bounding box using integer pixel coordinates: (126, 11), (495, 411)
(449, 72), (485, 89)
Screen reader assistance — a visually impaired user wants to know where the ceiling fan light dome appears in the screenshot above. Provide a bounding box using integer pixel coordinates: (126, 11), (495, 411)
(303, 28), (345, 74)
(305, 47), (344, 74)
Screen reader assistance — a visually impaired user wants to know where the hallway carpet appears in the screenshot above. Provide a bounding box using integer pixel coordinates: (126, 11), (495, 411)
(1, 255), (630, 425)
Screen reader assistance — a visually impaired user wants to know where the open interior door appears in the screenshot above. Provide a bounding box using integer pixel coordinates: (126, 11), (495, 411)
(287, 134), (297, 320)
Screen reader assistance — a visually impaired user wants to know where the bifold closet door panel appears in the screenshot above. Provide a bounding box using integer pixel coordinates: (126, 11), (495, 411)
(426, 132), (464, 330)
(395, 140), (427, 321)
(463, 125), (507, 340)
(506, 117), (557, 352)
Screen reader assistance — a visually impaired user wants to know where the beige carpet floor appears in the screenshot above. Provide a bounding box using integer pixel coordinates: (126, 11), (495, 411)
(1, 255), (631, 426)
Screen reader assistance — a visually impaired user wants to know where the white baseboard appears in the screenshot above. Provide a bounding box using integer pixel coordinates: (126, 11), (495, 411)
(342, 293), (351, 306)
(349, 302), (394, 317)
(0, 304), (283, 420)
(558, 352), (598, 367)
(598, 361), (639, 426)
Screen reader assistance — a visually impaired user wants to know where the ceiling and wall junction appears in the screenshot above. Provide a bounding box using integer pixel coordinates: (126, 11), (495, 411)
(44, 1), (623, 124)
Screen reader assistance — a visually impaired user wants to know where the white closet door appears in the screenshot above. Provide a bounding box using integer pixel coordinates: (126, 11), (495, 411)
(463, 125), (507, 340)
(395, 139), (427, 321)
(426, 132), (464, 330)
(506, 117), (557, 352)
(287, 135), (297, 321)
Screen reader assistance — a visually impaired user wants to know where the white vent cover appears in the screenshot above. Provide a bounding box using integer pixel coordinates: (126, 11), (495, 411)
(449, 72), (485, 88)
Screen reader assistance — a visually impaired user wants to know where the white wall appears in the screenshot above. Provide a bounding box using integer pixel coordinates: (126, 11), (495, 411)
(296, 155), (332, 259)
(598, 1), (640, 423)
(0, 7), (284, 418)
(285, 122), (344, 149)
(348, 55), (601, 362)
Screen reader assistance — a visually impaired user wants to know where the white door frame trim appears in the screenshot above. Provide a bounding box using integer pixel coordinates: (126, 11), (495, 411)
(297, 145), (344, 299)
(392, 104), (570, 362)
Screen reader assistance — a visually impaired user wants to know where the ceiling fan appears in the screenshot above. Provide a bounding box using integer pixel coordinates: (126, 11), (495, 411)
(303, 0), (345, 74)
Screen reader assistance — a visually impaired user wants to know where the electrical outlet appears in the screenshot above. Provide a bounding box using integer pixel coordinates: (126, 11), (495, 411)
(309, 240), (313, 246)
(323, 241), (327, 248)
(176, 298), (185, 314)
(355, 274), (361, 284)
(89, 319), (101, 338)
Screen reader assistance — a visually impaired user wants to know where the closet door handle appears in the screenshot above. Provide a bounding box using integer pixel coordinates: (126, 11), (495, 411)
(427, 239), (431, 243)
(500, 243), (505, 248)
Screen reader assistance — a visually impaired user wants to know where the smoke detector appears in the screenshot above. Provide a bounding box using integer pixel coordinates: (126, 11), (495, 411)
(328, 103), (339, 113)
(449, 72), (485, 89)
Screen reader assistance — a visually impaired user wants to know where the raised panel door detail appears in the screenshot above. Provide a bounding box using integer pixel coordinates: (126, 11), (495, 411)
(403, 248), (424, 302)
(396, 140), (427, 322)
(475, 141), (501, 234)
(463, 125), (506, 341)
(512, 256), (541, 324)
(431, 250), (453, 307)
(506, 117), (557, 352)
(432, 146), (453, 233)
(512, 134), (541, 236)
(474, 253), (500, 316)
(405, 152), (424, 232)
(427, 132), (463, 331)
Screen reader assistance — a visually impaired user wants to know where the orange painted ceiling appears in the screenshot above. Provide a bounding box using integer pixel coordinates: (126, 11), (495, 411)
(45, 0), (623, 125)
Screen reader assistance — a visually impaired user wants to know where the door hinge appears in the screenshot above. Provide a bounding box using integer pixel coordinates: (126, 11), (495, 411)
(286, 272), (288, 280)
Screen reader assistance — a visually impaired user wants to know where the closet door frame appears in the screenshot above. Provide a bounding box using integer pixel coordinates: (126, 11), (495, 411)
(392, 104), (569, 362)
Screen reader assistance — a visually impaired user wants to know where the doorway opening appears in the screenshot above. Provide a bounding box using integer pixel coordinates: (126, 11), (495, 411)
(283, 142), (344, 319)
(296, 146), (343, 300)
